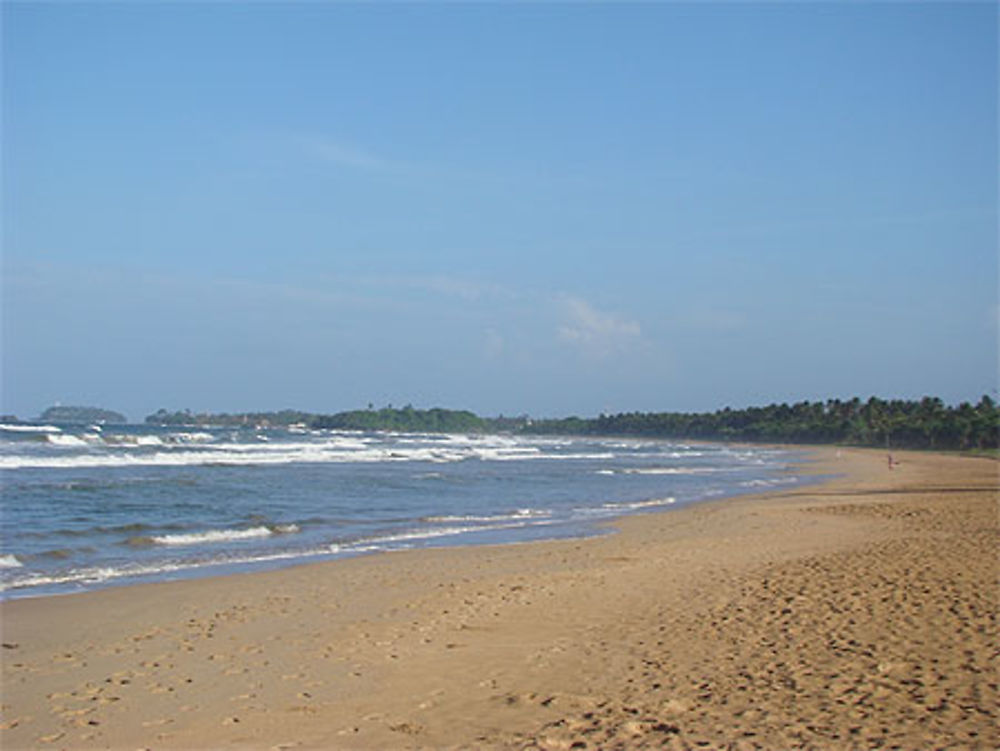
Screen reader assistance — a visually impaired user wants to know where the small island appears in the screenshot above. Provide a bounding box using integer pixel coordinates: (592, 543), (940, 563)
(39, 405), (128, 424)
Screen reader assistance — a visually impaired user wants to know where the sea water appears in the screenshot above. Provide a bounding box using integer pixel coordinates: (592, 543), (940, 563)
(0, 423), (810, 599)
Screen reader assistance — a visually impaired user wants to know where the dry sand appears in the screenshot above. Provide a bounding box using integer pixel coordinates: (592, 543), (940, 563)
(1, 447), (996, 750)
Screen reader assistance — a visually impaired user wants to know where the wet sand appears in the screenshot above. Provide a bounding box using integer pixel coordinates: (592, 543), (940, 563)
(1, 447), (996, 749)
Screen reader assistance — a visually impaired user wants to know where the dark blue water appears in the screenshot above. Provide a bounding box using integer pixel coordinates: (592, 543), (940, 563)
(0, 423), (808, 599)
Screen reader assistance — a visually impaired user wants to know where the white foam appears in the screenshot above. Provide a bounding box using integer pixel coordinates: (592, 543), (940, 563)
(740, 476), (799, 488)
(102, 434), (165, 446)
(45, 434), (89, 447)
(1, 430), (759, 475)
(0, 554), (23, 568)
(602, 497), (676, 510)
(0, 445), (383, 470)
(151, 526), (276, 546)
(620, 467), (717, 475)
(423, 508), (550, 523)
(0, 439), (613, 470)
(355, 524), (500, 546)
(621, 468), (685, 475)
(471, 446), (542, 461)
(0, 423), (61, 433)
(351, 513), (564, 550)
(0, 546), (335, 593)
(165, 432), (215, 444)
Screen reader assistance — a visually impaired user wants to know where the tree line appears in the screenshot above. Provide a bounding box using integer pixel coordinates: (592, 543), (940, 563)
(520, 396), (999, 451)
(145, 405), (488, 433)
(145, 408), (314, 427)
(311, 405), (486, 433)
(144, 396), (999, 451)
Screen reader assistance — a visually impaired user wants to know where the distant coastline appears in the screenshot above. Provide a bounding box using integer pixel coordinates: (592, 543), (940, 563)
(37, 405), (127, 424)
(141, 396), (998, 452)
(5, 395), (995, 451)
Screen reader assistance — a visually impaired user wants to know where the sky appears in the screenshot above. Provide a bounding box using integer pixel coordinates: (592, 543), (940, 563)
(2, 2), (997, 421)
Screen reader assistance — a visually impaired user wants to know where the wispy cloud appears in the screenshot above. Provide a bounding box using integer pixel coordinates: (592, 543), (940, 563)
(676, 307), (748, 333)
(300, 135), (393, 172)
(556, 295), (641, 357)
(363, 273), (515, 302)
(482, 328), (505, 359)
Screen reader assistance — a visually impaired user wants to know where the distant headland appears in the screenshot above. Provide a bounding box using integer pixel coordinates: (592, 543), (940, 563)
(39, 405), (128, 424)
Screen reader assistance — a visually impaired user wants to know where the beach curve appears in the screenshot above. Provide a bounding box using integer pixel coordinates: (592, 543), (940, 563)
(0, 447), (996, 750)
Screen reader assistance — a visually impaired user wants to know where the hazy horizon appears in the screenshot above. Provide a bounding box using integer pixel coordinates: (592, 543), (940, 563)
(12, 391), (999, 427)
(3, 3), (996, 421)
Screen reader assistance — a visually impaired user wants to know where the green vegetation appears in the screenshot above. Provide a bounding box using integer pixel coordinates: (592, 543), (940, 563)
(145, 405), (487, 433)
(521, 396), (1000, 451)
(312, 405), (487, 433)
(143, 395), (999, 452)
(145, 408), (313, 427)
(40, 405), (127, 424)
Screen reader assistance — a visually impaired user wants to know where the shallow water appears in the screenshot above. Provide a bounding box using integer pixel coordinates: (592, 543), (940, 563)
(0, 423), (808, 598)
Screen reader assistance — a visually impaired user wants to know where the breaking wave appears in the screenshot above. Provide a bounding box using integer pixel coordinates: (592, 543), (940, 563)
(602, 497), (677, 511)
(1, 424), (62, 433)
(422, 508), (550, 523)
(134, 524), (301, 547)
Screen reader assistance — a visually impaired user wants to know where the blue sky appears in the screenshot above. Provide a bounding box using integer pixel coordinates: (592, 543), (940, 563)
(2, 2), (997, 421)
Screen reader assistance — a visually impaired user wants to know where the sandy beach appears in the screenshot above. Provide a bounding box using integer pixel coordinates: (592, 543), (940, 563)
(1, 447), (996, 750)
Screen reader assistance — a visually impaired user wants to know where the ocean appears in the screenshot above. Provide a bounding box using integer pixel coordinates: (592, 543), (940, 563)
(0, 423), (811, 599)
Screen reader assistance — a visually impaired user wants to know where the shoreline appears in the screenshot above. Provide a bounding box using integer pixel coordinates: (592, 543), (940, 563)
(0, 442), (811, 603)
(1, 446), (996, 749)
